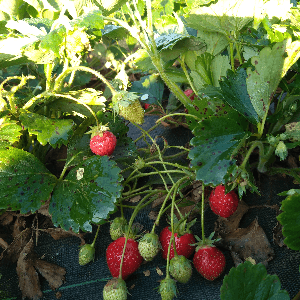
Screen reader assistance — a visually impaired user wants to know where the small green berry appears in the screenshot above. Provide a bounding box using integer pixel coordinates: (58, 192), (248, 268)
(138, 232), (161, 261)
(169, 255), (192, 284)
(79, 244), (95, 266)
(103, 278), (127, 300)
(110, 217), (127, 240)
(158, 277), (177, 300)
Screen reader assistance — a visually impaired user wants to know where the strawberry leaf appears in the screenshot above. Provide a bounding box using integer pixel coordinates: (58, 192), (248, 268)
(0, 148), (57, 213)
(47, 88), (106, 118)
(0, 118), (22, 148)
(185, 0), (259, 37)
(49, 155), (123, 232)
(277, 193), (300, 250)
(130, 74), (164, 105)
(189, 111), (250, 186)
(19, 112), (74, 148)
(246, 39), (300, 119)
(220, 261), (289, 300)
(219, 68), (260, 125)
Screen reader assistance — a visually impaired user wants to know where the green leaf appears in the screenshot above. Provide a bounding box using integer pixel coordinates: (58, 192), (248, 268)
(0, 148), (57, 213)
(48, 88), (106, 118)
(220, 261), (290, 300)
(188, 112), (250, 186)
(284, 122), (300, 141)
(185, 0), (261, 37)
(277, 193), (300, 250)
(0, 118), (22, 148)
(211, 54), (231, 87)
(70, 9), (103, 30)
(133, 49), (156, 72)
(219, 68), (260, 125)
(130, 74), (164, 105)
(0, 0), (24, 18)
(96, 0), (130, 16)
(66, 133), (91, 168)
(19, 112), (74, 148)
(246, 39), (300, 119)
(102, 24), (128, 40)
(49, 155), (123, 232)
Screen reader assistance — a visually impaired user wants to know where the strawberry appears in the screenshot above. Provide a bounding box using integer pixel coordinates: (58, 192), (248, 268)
(110, 217), (127, 241)
(209, 185), (239, 218)
(119, 99), (144, 124)
(144, 103), (150, 109)
(78, 225), (100, 266)
(169, 255), (192, 284)
(106, 236), (143, 279)
(159, 218), (196, 260)
(158, 276), (177, 300)
(184, 89), (197, 113)
(184, 89), (196, 101)
(193, 233), (226, 281)
(103, 278), (128, 300)
(88, 123), (117, 156)
(138, 232), (161, 261)
(78, 244), (95, 266)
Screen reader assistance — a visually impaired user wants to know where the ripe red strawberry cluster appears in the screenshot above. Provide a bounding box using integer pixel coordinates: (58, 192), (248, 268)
(105, 185), (239, 284)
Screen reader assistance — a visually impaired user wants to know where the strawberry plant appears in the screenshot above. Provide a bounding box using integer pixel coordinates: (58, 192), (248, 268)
(1, 0), (300, 299)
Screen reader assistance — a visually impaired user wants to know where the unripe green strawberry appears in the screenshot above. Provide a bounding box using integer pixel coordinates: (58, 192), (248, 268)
(110, 217), (127, 240)
(158, 277), (177, 300)
(138, 232), (161, 261)
(169, 255), (192, 284)
(79, 244), (95, 266)
(103, 278), (127, 300)
(119, 100), (144, 124)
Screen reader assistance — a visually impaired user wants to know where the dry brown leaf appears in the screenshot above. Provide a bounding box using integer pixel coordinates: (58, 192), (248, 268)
(0, 211), (15, 226)
(223, 219), (274, 267)
(16, 238), (43, 300)
(34, 259), (66, 290)
(0, 228), (32, 264)
(12, 216), (26, 238)
(156, 267), (163, 276)
(143, 270), (150, 276)
(44, 228), (86, 246)
(0, 238), (8, 250)
(148, 211), (158, 221)
(129, 195), (141, 203)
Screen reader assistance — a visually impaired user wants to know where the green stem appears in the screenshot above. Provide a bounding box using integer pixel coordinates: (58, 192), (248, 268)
(229, 42), (235, 71)
(152, 176), (189, 230)
(179, 54), (198, 95)
(240, 141), (264, 170)
(235, 43), (243, 65)
(201, 183), (205, 241)
(257, 144), (276, 173)
(53, 66), (117, 96)
(91, 225), (100, 248)
(53, 93), (99, 127)
(156, 113), (201, 124)
(45, 63), (54, 90)
(118, 190), (156, 279)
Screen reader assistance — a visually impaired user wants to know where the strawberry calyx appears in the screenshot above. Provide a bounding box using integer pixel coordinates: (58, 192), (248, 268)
(192, 232), (221, 252)
(123, 224), (140, 240)
(167, 214), (196, 237)
(86, 123), (110, 138)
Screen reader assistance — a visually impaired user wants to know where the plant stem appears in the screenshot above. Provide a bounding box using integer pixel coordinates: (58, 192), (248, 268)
(53, 66), (117, 96)
(91, 225), (100, 248)
(229, 42), (235, 71)
(156, 113), (201, 124)
(201, 183), (205, 241)
(53, 93), (99, 126)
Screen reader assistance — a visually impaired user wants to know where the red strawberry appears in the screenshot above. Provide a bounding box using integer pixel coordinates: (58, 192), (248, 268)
(184, 89), (196, 113)
(193, 245), (226, 281)
(106, 237), (143, 280)
(184, 89), (195, 101)
(209, 185), (239, 218)
(159, 218), (196, 260)
(144, 103), (150, 109)
(88, 123), (117, 156)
